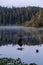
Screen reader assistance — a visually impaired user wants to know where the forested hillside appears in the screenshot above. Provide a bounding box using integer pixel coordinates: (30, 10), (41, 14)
(0, 6), (43, 27)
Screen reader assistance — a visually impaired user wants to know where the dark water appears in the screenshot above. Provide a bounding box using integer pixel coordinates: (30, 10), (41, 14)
(0, 26), (43, 65)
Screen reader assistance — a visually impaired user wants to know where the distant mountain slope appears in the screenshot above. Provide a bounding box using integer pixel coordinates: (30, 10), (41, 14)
(0, 6), (43, 27)
(24, 8), (43, 27)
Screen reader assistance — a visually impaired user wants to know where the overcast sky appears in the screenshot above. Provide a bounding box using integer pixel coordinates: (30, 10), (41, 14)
(0, 0), (43, 7)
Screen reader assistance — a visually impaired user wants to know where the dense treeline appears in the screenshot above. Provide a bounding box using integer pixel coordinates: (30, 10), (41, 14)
(0, 6), (43, 26)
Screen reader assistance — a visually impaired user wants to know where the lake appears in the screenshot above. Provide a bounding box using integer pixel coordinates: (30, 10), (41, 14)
(0, 26), (43, 65)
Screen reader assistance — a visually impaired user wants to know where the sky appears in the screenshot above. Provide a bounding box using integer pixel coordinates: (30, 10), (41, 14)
(0, 0), (43, 8)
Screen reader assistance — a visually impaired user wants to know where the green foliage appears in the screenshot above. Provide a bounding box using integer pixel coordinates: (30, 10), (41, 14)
(29, 63), (37, 65)
(0, 58), (28, 65)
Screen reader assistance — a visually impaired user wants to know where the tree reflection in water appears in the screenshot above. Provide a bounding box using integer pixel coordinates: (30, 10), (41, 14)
(17, 34), (24, 51)
(18, 38), (23, 47)
(0, 28), (43, 46)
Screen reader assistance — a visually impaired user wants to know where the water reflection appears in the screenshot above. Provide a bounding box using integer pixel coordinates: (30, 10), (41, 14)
(0, 27), (43, 65)
(17, 48), (24, 51)
(18, 38), (23, 47)
(0, 27), (43, 46)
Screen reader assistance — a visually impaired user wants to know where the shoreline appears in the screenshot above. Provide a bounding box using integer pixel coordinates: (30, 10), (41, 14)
(0, 26), (43, 30)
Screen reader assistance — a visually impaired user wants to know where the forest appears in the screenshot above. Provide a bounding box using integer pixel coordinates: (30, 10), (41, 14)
(0, 6), (43, 27)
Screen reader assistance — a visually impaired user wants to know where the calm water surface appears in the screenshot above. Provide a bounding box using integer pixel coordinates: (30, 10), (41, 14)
(0, 26), (43, 65)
